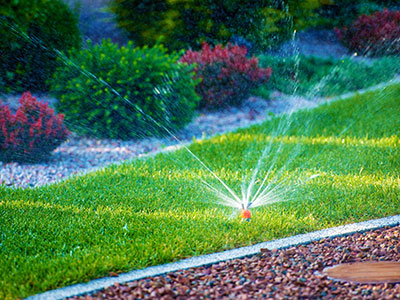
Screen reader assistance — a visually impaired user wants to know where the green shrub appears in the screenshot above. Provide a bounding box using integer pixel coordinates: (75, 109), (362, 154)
(109, 0), (328, 52)
(109, 0), (267, 51)
(49, 39), (200, 140)
(264, 0), (330, 44)
(0, 0), (81, 93)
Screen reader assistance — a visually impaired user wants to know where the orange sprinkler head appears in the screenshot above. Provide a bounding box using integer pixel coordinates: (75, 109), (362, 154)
(241, 209), (251, 221)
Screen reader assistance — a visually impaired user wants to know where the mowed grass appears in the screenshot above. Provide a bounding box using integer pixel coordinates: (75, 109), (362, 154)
(1, 84), (400, 299)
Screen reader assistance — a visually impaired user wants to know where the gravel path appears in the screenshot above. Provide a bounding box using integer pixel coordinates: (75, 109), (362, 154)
(0, 94), (319, 189)
(67, 225), (400, 300)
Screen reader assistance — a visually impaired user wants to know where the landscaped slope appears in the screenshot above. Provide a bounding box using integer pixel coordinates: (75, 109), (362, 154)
(1, 84), (400, 299)
(254, 55), (400, 98)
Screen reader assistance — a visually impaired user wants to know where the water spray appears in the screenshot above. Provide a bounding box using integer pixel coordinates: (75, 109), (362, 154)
(2, 17), (328, 222)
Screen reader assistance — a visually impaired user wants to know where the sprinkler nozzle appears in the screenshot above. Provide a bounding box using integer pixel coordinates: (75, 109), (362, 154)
(241, 209), (251, 221)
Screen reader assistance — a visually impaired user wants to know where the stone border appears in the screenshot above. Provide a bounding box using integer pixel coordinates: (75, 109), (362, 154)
(26, 215), (400, 300)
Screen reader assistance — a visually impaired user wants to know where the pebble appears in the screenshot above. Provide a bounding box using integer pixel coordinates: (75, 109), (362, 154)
(68, 225), (400, 300)
(0, 95), (321, 189)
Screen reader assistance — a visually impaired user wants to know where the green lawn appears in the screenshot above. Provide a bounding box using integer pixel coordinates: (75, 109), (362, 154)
(1, 84), (400, 299)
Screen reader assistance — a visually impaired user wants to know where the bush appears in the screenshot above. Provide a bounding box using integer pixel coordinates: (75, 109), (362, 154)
(268, 0), (328, 39)
(0, 0), (81, 93)
(335, 9), (400, 56)
(0, 92), (69, 163)
(49, 39), (200, 140)
(316, 0), (399, 28)
(180, 43), (272, 109)
(109, 0), (329, 52)
(109, 0), (269, 51)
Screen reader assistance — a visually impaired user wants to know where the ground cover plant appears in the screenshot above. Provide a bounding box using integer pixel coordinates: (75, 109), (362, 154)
(254, 54), (400, 98)
(1, 83), (400, 299)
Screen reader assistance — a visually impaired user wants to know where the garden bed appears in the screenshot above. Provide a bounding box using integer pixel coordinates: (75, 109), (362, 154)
(2, 2), (400, 299)
(1, 83), (400, 299)
(0, 96), (273, 188)
(2, 53), (399, 188)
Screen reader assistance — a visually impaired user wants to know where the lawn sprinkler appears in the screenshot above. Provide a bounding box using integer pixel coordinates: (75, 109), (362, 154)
(241, 203), (251, 221)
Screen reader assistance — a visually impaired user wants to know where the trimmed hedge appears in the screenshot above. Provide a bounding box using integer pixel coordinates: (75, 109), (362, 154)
(49, 40), (200, 140)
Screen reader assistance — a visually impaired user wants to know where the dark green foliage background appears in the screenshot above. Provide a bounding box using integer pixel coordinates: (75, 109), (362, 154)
(108, 0), (400, 52)
(109, 0), (334, 51)
(317, 0), (400, 28)
(109, 0), (270, 51)
(0, 0), (81, 93)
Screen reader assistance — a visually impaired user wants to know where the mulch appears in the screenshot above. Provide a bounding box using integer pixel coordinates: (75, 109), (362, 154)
(67, 224), (400, 299)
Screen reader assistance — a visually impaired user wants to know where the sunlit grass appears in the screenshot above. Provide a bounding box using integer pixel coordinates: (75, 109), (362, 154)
(1, 84), (400, 299)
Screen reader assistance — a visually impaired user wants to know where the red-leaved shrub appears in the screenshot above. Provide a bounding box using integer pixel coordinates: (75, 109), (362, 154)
(180, 43), (272, 109)
(0, 92), (70, 163)
(335, 9), (400, 56)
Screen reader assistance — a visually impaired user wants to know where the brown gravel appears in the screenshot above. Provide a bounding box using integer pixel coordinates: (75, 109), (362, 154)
(68, 225), (400, 299)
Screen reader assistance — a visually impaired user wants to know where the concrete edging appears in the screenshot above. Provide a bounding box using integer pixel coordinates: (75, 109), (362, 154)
(26, 214), (400, 300)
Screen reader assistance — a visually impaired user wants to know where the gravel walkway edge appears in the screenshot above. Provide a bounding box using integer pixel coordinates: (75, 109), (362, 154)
(25, 214), (400, 300)
(3, 74), (400, 190)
